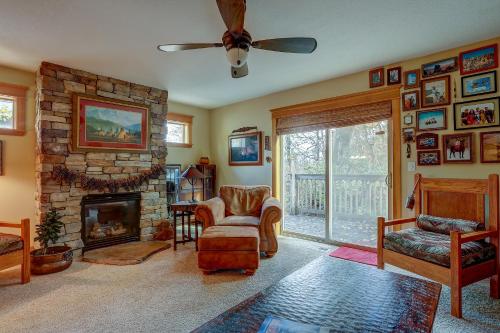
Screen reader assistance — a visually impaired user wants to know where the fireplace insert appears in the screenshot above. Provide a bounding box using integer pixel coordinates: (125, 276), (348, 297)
(81, 192), (141, 252)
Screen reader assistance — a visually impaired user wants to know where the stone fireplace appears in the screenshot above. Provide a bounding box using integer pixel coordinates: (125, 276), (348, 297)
(35, 62), (168, 255)
(81, 192), (141, 252)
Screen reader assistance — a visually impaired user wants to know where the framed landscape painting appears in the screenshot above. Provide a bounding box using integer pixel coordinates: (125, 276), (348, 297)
(459, 44), (498, 75)
(461, 71), (497, 98)
(421, 57), (458, 78)
(228, 131), (263, 166)
(417, 150), (440, 166)
(453, 97), (500, 130)
(480, 131), (500, 163)
(73, 94), (150, 152)
(416, 108), (447, 131)
(421, 75), (451, 108)
(404, 69), (420, 89)
(442, 133), (473, 163)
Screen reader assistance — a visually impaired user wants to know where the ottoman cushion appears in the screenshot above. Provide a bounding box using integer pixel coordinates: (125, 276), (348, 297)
(199, 226), (259, 251)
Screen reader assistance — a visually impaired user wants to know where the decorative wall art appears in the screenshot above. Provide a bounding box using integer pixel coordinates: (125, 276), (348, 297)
(264, 135), (271, 151)
(387, 66), (402, 85)
(369, 68), (384, 88)
(416, 133), (439, 150)
(417, 150), (441, 166)
(73, 94), (150, 152)
(442, 133), (473, 163)
(402, 127), (416, 143)
(461, 71), (497, 97)
(421, 75), (451, 108)
(228, 131), (263, 166)
(421, 57), (458, 78)
(403, 114), (413, 126)
(459, 44), (498, 75)
(402, 90), (420, 111)
(480, 131), (500, 163)
(416, 109), (447, 131)
(403, 69), (420, 89)
(453, 97), (500, 130)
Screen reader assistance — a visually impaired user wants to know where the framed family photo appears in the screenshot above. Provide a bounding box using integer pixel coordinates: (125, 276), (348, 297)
(387, 66), (402, 85)
(402, 90), (420, 111)
(421, 57), (458, 78)
(228, 131), (263, 166)
(453, 97), (500, 130)
(461, 71), (497, 98)
(416, 108), (447, 131)
(369, 68), (384, 88)
(417, 150), (440, 166)
(480, 131), (500, 163)
(421, 75), (451, 108)
(404, 69), (420, 89)
(416, 133), (438, 150)
(442, 133), (473, 163)
(459, 44), (498, 75)
(72, 94), (150, 152)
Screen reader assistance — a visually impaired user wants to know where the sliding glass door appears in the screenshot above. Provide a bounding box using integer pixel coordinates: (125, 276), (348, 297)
(281, 121), (389, 248)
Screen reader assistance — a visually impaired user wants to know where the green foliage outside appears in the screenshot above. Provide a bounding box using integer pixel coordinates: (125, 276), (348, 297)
(0, 101), (13, 124)
(35, 209), (64, 254)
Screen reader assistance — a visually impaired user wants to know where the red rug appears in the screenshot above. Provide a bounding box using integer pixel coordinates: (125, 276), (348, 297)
(329, 246), (377, 266)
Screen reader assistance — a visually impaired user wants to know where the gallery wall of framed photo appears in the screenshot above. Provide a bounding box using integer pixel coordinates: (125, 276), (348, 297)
(370, 39), (500, 173)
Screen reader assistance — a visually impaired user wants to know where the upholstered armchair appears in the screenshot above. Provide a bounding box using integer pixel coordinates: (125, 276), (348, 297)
(195, 185), (282, 257)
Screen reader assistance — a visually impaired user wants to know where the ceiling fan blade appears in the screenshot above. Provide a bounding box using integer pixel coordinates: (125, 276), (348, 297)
(231, 63), (248, 78)
(252, 37), (317, 54)
(216, 0), (246, 36)
(157, 43), (223, 52)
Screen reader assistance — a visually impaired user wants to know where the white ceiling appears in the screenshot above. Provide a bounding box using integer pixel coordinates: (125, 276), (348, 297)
(1, 0), (500, 109)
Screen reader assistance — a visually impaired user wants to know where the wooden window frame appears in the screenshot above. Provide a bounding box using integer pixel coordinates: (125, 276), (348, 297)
(166, 113), (193, 148)
(0, 82), (28, 136)
(270, 86), (402, 234)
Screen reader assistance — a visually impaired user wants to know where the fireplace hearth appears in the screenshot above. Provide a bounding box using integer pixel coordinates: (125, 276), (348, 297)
(81, 192), (141, 252)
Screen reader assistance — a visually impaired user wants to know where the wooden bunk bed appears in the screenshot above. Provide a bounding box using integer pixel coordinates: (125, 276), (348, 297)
(377, 173), (499, 318)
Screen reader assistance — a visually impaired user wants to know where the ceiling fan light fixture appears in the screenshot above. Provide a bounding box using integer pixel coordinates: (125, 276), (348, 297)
(226, 47), (248, 68)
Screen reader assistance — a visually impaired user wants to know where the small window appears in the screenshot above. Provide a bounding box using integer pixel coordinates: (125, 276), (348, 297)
(166, 113), (193, 148)
(0, 83), (28, 136)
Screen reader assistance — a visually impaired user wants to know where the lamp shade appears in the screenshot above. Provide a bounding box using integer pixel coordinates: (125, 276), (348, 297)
(180, 165), (205, 180)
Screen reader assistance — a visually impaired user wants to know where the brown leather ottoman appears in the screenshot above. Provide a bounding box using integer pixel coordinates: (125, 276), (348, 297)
(198, 226), (259, 275)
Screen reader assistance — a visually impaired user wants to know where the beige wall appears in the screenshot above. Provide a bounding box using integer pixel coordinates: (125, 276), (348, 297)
(210, 37), (500, 217)
(167, 101), (212, 170)
(0, 65), (36, 238)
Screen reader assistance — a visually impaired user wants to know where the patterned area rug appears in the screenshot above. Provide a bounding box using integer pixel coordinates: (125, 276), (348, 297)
(82, 241), (171, 265)
(329, 246), (377, 266)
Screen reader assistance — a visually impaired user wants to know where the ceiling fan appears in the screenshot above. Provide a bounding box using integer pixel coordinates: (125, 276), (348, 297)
(157, 0), (317, 78)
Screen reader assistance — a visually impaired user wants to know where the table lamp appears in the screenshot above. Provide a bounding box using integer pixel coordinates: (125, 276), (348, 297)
(181, 165), (205, 203)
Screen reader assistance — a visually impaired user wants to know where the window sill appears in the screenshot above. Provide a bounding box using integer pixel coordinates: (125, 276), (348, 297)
(167, 142), (193, 148)
(0, 128), (25, 136)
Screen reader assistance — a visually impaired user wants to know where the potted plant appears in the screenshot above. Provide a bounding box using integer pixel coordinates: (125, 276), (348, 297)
(31, 208), (73, 275)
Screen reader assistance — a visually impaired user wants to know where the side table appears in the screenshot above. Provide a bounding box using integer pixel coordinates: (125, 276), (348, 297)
(171, 201), (203, 251)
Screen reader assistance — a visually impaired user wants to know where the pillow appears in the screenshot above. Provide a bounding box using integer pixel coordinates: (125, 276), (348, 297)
(416, 214), (482, 235)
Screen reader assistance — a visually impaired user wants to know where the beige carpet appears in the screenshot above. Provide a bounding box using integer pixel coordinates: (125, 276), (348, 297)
(1, 236), (499, 333)
(82, 241), (171, 265)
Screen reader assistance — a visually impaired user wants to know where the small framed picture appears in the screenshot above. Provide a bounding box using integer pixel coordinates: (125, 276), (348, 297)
(421, 75), (451, 108)
(416, 108), (447, 131)
(461, 71), (497, 98)
(403, 114), (413, 126)
(459, 44), (498, 75)
(421, 57), (458, 78)
(264, 135), (271, 151)
(402, 127), (416, 143)
(402, 90), (420, 111)
(416, 133), (439, 150)
(453, 97), (500, 130)
(417, 150), (440, 166)
(387, 66), (402, 85)
(480, 131), (500, 163)
(228, 131), (263, 166)
(404, 69), (420, 89)
(369, 68), (384, 88)
(442, 133), (473, 163)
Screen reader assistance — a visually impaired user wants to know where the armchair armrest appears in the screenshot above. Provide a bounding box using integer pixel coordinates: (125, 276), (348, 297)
(195, 197), (225, 230)
(455, 230), (497, 244)
(380, 217), (417, 227)
(260, 197), (282, 226)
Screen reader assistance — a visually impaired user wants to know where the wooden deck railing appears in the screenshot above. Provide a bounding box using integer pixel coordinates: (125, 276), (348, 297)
(285, 174), (388, 220)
